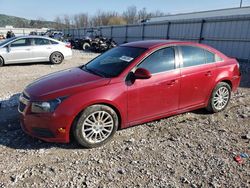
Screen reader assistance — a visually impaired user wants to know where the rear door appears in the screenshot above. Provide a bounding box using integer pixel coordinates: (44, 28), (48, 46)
(178, 45), (216, 109)
(32, 38), (53, 61)
(4, 38), (33, 64)
(127, 47), (180, 123)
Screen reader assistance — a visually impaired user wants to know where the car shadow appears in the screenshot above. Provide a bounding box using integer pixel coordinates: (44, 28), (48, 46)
(0, 93), (82, 150)
(3, 61), (52, 67)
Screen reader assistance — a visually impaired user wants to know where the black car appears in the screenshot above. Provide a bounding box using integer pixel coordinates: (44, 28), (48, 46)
(73, 29), (101, 50)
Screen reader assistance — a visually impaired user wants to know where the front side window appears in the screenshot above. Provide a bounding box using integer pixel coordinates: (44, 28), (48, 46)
(83, 46), (146, 77)
(181, 46), (206, 68)
(11, 38), (31, 47)
(34, 38), (50, 45)
(138, 47), (175, 74)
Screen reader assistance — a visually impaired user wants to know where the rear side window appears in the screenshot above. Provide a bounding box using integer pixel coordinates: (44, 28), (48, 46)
(205, 50), (215, 63)
(138, 47), (175, 74)
(34, 38), (50, 45)
(180, 46), (206, 67)
(50, 40), (58, 44)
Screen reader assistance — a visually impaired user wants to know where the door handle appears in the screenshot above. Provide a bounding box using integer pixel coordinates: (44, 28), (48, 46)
(25, 48), (31, 51)
(205, 71), (212, 76)
(167, 80), (178, 86)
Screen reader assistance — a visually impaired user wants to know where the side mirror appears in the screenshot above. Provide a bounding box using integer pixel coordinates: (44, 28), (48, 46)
(134, 68), (152, 79)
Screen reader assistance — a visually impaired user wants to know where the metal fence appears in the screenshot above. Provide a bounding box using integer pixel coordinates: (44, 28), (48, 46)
(64, 15), (250, 60)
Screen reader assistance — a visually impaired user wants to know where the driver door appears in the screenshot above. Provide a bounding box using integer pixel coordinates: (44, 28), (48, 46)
(127, 47), (180, 124)
(4, 38), (33, 64)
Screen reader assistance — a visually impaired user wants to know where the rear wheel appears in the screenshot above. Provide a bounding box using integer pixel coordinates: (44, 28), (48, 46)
(50, 52), (64, 64)
(206, 82), (231, 113)
(73, 105), (118, 148)
(82, 42), (91, 51)
(0, 57), (4, 67)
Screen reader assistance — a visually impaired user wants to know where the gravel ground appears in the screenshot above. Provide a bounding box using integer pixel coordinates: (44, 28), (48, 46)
(0, 50), (249, 188)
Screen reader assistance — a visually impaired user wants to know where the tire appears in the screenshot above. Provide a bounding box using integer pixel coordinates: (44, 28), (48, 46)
(82, 43), (91, 51)
(50, 52), (64, 64)
(206, 82), (231, 113)
(0, 57), (4, 67)
(73, 105), (119, 148)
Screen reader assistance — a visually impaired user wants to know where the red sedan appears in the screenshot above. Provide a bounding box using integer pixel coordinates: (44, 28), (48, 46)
(18, 40), (241, 148)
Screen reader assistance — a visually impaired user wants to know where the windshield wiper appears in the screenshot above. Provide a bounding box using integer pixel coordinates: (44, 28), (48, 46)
(82, 65), (106, 78)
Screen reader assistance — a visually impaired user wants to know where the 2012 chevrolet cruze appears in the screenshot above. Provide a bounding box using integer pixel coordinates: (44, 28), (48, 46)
(18, 40), (241, 148)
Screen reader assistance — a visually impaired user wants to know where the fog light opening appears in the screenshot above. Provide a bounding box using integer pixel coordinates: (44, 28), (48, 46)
(58, 128), (66, 134)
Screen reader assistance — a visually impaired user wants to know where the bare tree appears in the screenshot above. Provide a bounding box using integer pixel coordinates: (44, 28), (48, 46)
(54, 16), (63, 29)
(63, 14), (71, 28)
(53, 6), (167, 28)
(108, 16), (127, 25)
(91, 10), (119, 26)
(138, 7), (151, 22)
(123, 6), (137, 24)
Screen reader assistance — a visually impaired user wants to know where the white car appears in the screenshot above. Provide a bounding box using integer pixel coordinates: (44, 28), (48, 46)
(0, 36), (72, 66)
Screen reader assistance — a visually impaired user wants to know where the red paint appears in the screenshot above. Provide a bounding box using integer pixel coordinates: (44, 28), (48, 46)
(19, 40), (241, 143)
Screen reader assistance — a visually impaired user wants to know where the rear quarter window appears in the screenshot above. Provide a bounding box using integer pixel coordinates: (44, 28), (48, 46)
(204, 50), (223, 63)
(50, 40), (59, 44)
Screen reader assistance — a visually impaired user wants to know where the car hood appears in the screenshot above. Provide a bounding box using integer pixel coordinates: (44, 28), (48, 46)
(25, 67), (110, 101)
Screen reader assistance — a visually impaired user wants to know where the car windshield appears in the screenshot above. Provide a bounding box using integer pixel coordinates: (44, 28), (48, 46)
(0, 37), (16, 46)
(82, 46), (146, 78)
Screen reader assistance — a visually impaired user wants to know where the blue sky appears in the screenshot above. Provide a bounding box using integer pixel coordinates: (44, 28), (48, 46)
(0, 0), (250, 21)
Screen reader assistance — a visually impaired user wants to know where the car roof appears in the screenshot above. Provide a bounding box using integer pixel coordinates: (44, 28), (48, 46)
(15, 35), (53, 40)
(121, 40), (229, 59)
(121, 40), (182, 49)
(121, 39), (214, 49)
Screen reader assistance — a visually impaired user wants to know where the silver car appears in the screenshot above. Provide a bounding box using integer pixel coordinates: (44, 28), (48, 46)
(0, 36), (72, 66)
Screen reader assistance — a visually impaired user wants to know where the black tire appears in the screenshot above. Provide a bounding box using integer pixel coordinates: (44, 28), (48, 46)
(82, 43), (91, 51)
(50, 52), (64, 64)
(0, 57), (4, 67)
(73, 105), (119, 148)
(206, 82), (231, 113)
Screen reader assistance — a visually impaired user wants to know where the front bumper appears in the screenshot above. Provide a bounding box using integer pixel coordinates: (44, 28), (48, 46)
(18, 94), (71, 143)
(20, 114), (70, 143)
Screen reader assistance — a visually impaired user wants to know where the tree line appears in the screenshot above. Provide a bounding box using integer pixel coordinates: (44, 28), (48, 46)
(54, 6), (167, 29)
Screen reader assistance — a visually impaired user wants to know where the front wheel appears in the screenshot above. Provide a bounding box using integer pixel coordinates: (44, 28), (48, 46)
(82, 42), (91, 51)
(50, 52), (64, 64)
(73, 105), (119, 148)
(206, 82), (231, 113)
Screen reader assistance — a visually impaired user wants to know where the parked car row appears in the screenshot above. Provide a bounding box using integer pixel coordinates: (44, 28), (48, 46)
(27, 29), (117, 53)
(0, 36), (72, 66)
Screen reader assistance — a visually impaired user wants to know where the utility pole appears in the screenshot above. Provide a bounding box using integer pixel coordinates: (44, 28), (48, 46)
(240, 0), (243, 8)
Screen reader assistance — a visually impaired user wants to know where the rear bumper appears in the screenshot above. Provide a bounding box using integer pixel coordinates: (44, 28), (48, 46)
(232, 75), (241, 92)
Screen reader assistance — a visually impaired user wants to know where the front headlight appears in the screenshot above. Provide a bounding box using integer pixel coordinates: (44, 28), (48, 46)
(31, 97), (66, 113)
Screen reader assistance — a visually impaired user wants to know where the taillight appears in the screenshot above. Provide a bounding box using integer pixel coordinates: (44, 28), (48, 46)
(65, 43), (71, 48)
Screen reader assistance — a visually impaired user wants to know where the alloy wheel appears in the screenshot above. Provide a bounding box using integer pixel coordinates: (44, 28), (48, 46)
(82, 111), (114, 144)
(213, 86), (230, 110)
